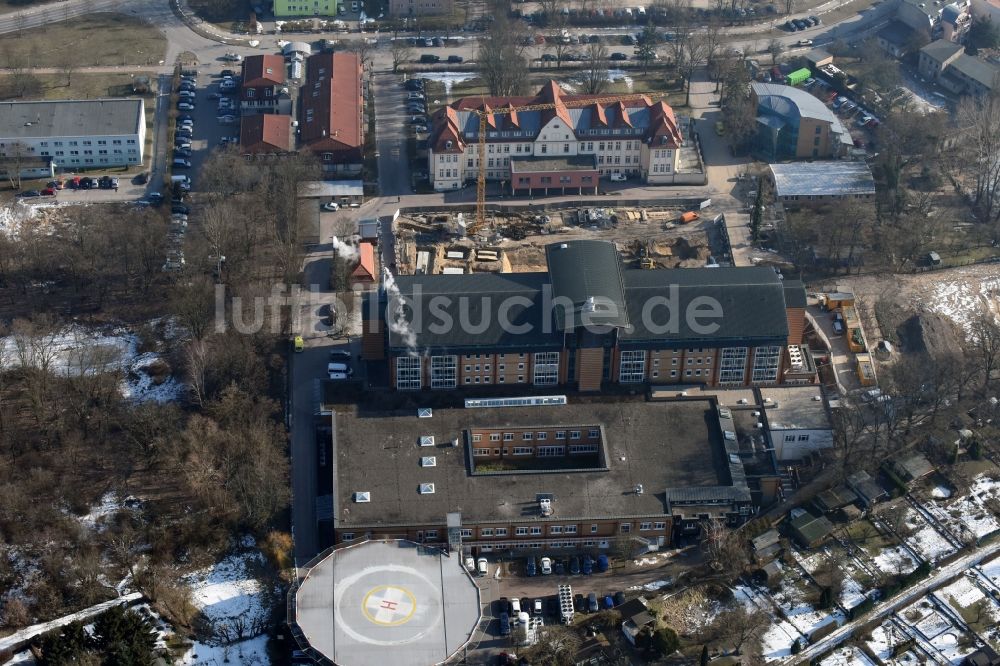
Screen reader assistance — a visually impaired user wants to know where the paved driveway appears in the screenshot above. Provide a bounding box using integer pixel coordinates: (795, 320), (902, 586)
(374, 72), (414, 197)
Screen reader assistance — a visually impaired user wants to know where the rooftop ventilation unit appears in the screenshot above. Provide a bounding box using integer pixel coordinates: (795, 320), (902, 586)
(752, 411), (760, 417)
(419, 483), (435, 495)
(729, 454), (741, 464)
(420, 436), (435, 447)
(539, 498), (553, 516)
(634, 484), (644, 495)
(718, 407), (732, 419)
(450, 438), (460, 447)
(418, 408), (433, 418)
(813, 395), (823, 401)
(724, 430), (737, 441)
(354, 491), (371, 503)
(737, 398), (749, 404)
(421, 456), (437, 467)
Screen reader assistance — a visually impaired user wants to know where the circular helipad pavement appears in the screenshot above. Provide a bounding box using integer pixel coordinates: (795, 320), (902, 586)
(293, 540), (481, 666)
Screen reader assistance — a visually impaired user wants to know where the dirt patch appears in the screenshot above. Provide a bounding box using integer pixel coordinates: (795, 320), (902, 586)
(393, 207), (715, 275)
(896, 312), (963, 357)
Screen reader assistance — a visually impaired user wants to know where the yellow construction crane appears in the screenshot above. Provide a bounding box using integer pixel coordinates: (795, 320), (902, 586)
(469, 92), (667, 236)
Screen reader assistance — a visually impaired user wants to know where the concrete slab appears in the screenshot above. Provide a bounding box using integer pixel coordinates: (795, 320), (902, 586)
(294, 540), (481, 666)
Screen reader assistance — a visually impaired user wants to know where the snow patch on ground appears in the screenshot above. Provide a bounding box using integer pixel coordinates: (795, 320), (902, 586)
(732, 585), (801, 662)
(0, 324), (184, 404)
(926, 272), (1000, 335)
(180, 634), (270, 665)
(932, 485), (953, 499)
(183, 550), (269, 631)
(771, 570), (844, 636)
(903, 508), (957, 563)
(77, 491), (124, 532)
(819, 645), (876, 666)
(0, 200), (73, 239)
(873, 544), (919, 576)
(866, 622), (921, 665)
(927, 475), (1000, 542)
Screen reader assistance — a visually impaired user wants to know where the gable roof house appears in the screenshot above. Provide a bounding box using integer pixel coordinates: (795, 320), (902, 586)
(240, 55), (291, 115)
(239, 113), (293, 156)
(300, 52), (364, 174)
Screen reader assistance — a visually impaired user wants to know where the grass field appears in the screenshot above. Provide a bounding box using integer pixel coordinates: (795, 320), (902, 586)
(0, 13), (166, 68)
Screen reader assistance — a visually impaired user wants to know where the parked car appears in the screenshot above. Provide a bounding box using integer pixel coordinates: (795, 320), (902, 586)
(171, 203), (190, 215)
(809, 15), (821, 24)
(793, 18), (807, 29)
(477, 557), (488, 576)
(419, 54), (440, 63)
(540, 53), (557, 61)
(220, 69), (236, 77)
(134, 172), (149, 185)
(510, 598), (521, 615)
(574, 594), (586, 612)
(498, 612), (511, 635)
(222, 52), (243, 62)
(525, 557), (537, 577)
(540, 556), (553, 575)
(614, 591), (626, 606)
(796, 39), (813, 46)
(177, 102), (195, 111)
(174, 148), (192, 158)
(404, 78), (424, 91)
(582, 555), (593, 575)
(409, 115), (426, 124)
(569, 556), (581, 575)
(172, 158), (192, 169)
(785, 20), (797, 31)
(40, 187), (55, 196)
(322, 202), (340, 211)
(587, 593), (599, 612)
(603, 595), (614, 609)
(447, 54), (464, 63)
(596, 554), (609, 572)
(553, 559), (566, 575)
(610, 51), (628, 60)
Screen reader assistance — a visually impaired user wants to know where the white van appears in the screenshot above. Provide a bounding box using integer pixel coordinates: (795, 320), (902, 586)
(328, 362), (352, 376)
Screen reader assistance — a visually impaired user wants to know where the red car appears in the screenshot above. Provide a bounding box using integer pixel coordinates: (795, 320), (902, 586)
(68, 176), (81, 189)
(41, 187), (55, 196)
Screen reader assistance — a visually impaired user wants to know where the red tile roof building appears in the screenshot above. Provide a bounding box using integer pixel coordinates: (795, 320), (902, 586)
(427, 81), (684, 191)
(240, 114), (293, 155)
(240, 55), (290, 114)
(351, 241), (377, 283)
(300, 52), (364, 174)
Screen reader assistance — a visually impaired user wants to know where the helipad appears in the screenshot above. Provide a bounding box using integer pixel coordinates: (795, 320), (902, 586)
(291, 540), (482, 666)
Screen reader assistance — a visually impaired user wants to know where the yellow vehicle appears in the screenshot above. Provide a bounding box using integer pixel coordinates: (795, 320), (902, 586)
(714, 121), (726, 136)
(293, 335), (304, 352)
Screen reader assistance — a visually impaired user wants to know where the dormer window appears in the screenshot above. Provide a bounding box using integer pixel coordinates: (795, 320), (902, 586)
(445, 140), (453, 149)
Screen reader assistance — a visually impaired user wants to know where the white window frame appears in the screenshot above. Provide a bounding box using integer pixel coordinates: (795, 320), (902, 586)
(396, 356), (421, 390)
(619, 349), (646, 383)
(533, 351), (560, 385)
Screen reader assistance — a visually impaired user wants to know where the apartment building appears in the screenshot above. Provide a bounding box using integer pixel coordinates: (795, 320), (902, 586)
(0, 99), (145, 174)
(894, 0), (970, 40)
(240, 55), (291, 115)
(362, 240), (813, 392)
(388, 0), (453, 15)
(427, 81), (684, 191)
(300, 52), (364, 174)
(239, 114), (293, 155)
(331, 397), (766, 551)
(918, 39), (999, 96)
(274, 0), (338, 17)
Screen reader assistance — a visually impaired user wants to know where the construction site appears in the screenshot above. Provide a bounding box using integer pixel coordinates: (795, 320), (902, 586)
(392, 204), (725, 276)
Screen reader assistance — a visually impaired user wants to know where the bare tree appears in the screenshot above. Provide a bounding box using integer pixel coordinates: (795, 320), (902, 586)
(57, 50), (78, 88)
(767, 38), (784, 65)
(477, 16), (530, 96)
(783, 0), (794, 14)
(970, 313), (1000, 388)
(715, 606), (769, 655)
(703, 517), (751, 580)
(390, 40), (413, 73)
(525, 625), (581, 665)
(580, 41), (610, 94)
(1, 142), (33, 191)
(956, 92), (1000, 225)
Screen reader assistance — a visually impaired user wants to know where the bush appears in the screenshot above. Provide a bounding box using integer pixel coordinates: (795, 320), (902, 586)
(791, 639), (802, 654)
(261, 531), (294, 572)
(653, 627), (680, 655)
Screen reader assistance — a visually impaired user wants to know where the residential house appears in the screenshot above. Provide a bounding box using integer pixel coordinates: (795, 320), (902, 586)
(751, 83), (853, 160)
(877, 21), (920, 57)
(350, 241), (377, 283)
(240, 55), (291, 115)
(300, 52), (364, 175)
(894, 0), (970, 40)
(239, 114), (293, 156)
(0, 99), (145, 175)
(815, 485), (859, 513)
(888, 452), (935, 484)
(427, 81), (684, 191)
(919, 39), (999, 95)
